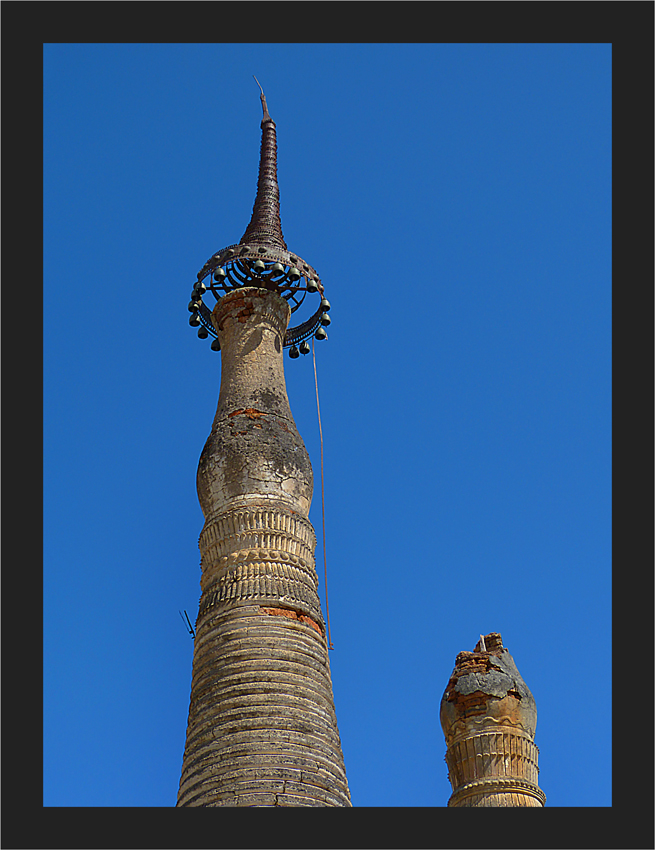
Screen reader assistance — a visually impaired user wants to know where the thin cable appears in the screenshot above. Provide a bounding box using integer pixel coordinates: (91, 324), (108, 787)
(312, 335), (334, 650)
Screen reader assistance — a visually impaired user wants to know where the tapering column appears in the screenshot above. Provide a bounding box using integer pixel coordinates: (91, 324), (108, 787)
(440, 633), (545, 807)
(177, 287), (351, 807)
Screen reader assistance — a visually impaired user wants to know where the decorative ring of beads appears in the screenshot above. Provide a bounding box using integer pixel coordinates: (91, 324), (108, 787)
(188, 244), (331, 355)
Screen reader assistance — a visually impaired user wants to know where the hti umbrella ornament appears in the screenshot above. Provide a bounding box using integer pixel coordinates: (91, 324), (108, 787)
(188, 78), (331, 357)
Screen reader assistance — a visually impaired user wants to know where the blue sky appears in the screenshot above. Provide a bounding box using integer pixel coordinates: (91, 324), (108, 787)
(44, 42), (611, 808)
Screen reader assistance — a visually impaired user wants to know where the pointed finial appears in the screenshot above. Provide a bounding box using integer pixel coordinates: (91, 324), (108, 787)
(253, 75), (273, 126)
(239, 78), (286, 249)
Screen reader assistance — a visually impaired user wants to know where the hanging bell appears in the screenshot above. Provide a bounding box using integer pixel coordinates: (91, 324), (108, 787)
(320, 312), (331, 326)
(288, 266), (301, 282)
(197, 326), (209, 339)
(314, 327), (327, 340)
(271, 262), (285, 275)
(306, 278), (319, 293)
(320, 297), (331, 312)
(299, 340), (311, 355)
(214, 268), (226, 281)
(252, 259), (266, 275)
(189, 313), (201, 327)
(188, 299), (202, 312)
(194, 281), (207, 295)
(211, 338), (221, 351)
(289, 345), (300, 359)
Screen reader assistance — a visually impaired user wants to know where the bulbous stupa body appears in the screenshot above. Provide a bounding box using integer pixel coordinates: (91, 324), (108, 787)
(177, 89), (350, 807)
(440, 632), (545, 807)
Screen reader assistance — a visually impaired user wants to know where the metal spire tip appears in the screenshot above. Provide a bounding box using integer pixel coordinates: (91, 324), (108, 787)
(253, 75), (272, 124)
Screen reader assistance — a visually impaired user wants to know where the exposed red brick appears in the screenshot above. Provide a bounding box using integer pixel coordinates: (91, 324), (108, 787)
(260, 606), (323, 636)
(228, 408), (267, 420)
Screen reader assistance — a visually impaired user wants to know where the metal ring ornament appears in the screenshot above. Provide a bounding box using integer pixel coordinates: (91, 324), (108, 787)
(188, 244), (331, 353)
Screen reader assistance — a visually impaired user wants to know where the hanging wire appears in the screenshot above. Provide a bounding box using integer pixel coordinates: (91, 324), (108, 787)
(312, 335), (334, 650)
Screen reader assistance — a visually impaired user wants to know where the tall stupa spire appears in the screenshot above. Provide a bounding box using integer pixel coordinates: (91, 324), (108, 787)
(178, 86), (350, 807)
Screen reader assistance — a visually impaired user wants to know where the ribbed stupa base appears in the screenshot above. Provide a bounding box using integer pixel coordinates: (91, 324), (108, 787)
(177, 602), (351, 807)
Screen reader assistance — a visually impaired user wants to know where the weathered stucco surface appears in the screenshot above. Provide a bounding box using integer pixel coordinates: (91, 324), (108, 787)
(197, 288), (313, 518)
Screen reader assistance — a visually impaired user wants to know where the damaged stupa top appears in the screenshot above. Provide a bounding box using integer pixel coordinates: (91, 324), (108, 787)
(188, 79), (331, 355)
(440, 632), (537, 745)
(440, 633), (545, 806)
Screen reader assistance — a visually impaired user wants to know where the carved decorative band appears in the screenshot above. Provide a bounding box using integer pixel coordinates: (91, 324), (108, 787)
(197, 507), (322, 620)
(448, 777), (546, 807)
(198, 560), (323, 621)
(200, 543), (316, 579)
(445, 730), (540, 789)
(199, 508), (316, 564)
(445, 713), (540, 745)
